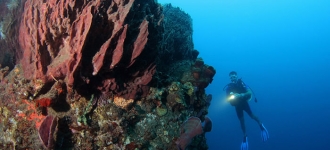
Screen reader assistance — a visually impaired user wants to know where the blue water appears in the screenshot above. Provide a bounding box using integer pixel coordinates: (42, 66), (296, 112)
(158, 0), (330, 149)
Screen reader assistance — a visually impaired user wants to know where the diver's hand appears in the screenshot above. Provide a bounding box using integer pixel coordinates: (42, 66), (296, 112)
(241, 136), (248, 150)
(234, 93), (243, 98)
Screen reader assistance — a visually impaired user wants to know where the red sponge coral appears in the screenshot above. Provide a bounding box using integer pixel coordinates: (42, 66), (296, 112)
(38, 115), (58, 149)
(176, 117), (203, 150)
(203, 116), (212, 132)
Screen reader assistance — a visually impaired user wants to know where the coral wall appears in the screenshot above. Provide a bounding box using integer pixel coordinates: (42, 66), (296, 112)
(0, 0), (215, 149)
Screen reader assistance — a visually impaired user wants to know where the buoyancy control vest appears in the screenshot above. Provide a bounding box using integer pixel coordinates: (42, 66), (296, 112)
(223, 79), (250, 106)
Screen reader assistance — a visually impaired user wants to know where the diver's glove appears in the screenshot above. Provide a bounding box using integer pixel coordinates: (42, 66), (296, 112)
(260, 124), (269, 141)
(241, 136), (248, 150)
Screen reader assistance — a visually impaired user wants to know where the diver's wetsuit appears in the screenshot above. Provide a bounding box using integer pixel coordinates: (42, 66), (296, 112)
(226, 80), (253, 119)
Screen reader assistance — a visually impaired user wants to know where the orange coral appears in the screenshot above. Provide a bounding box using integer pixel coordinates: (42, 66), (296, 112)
(18, 99), (46, 129)
(35, 98), (52, 107)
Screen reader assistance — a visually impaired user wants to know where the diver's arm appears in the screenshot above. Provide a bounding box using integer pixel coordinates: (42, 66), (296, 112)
(240, 88), (252, 98)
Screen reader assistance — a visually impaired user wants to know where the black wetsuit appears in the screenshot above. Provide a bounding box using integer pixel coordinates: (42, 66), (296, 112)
(226, 80), (253, 119)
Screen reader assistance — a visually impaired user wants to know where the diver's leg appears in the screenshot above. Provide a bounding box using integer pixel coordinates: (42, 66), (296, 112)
(244, 103), (270, 141)
(235, 106), (247, 137)
(244, 103), (262, 126)
(239, 117), (247, 137)
(250, 114), (262, 126)
(236, 106), (249, 149)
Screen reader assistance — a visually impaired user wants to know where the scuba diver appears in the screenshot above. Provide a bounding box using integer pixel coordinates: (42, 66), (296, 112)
(224, 71), (269, 150)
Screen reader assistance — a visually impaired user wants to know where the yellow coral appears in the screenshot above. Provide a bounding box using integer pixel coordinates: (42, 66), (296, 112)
(175, 96), (183, 104)
(114, 97), (134, 110)
(169, 82), (180, 92)
(183, 82), (194, 96)
(156, 105), (168, 116)
(14, 67), (20, 74)
(187, 88), (194, 96)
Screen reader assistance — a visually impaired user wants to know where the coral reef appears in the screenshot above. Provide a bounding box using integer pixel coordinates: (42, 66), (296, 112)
(0, 1), (216, 150)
